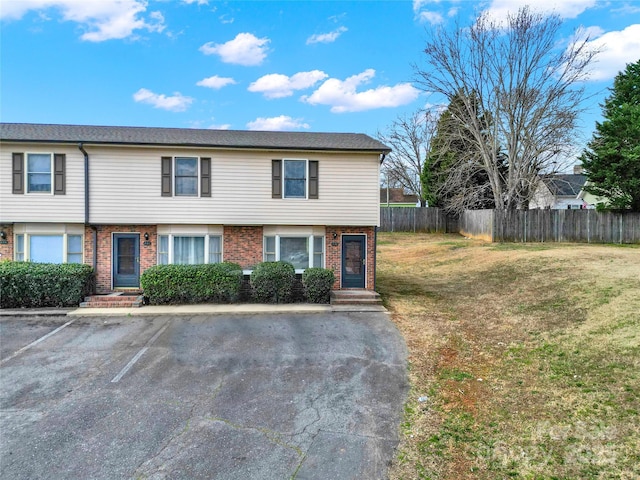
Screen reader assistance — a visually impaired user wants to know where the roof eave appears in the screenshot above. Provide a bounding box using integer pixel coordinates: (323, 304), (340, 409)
(0, 137), (391, 154)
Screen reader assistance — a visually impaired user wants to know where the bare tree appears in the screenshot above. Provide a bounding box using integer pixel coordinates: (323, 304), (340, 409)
(415, 6), (598, 210)
(378, 109), (439, 207)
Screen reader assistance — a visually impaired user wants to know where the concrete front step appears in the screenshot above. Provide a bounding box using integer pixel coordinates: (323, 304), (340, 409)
(330, 290), (383, 306)
(80, 294), (144, 308)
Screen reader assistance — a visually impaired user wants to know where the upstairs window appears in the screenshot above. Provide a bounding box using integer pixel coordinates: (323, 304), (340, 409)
(272, 159), (318, 199)
(27, 154), (52, 193)
(175, 157), (198, 196)
(161, 157), (211, 197)
(12, 153), (65, 195)
(284, 160), (306, 198)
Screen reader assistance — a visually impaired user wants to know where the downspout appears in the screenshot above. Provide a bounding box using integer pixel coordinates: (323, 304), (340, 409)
(376, 152), (387, 292)
(79, 143), (89, 224)
(374, 226), (378, 292)
(78, 143), (97, 271)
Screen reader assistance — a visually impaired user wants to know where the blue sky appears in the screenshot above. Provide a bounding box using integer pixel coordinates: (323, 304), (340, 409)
(1, 0), (639, 146)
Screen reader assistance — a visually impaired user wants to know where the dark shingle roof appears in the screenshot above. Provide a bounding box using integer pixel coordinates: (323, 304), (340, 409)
(542, 174), (587, 197)
(380, 188), (419, 204)
(0, 123), (391, 153)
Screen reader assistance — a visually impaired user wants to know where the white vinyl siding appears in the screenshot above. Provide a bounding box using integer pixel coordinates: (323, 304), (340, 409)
(0, 145), (84, 222)
(85, 146), (380, 225)
(1, 143), (380, 225)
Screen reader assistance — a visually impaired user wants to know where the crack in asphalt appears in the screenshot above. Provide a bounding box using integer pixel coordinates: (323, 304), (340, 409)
(132, 401), (199, 478)
(204, 416), (304, 457)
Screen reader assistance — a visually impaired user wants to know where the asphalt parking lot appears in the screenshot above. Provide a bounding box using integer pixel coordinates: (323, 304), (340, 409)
(0, 312), (408, 479)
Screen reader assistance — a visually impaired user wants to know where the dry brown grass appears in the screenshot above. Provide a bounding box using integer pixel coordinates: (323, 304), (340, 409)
(378, 233), (640, 480)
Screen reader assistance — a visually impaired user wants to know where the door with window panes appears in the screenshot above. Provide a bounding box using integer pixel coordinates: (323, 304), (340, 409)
(341, 235), (366, 288)
(113, 234), (140, 288)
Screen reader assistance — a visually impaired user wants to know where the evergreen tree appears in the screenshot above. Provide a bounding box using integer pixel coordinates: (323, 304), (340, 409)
(580, 59), (640, 211)
(424, 91), (503, 213)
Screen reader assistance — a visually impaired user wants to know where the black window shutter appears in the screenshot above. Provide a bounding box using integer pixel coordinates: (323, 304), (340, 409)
(272, 160), (282, 198)
(309, 160), (319, 199)
(161, 157), (172, 196)
(12, 153), (24, 194)
(54, 154), (66, 195)
(201, 157), (211, 197)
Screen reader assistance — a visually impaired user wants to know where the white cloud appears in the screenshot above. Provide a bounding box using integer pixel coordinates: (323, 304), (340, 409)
(246, 115), (310, 131)
(484, 0), (597, 20)
(417, 10), (444, 25)
(306, 26), (347, 44)
(200, 33), (269, 66)
(209, 123), (232, 130)
(133, 88), (193, 112)
(1, 0), (166, 42)
(248, 70), (328, 99)
(581, 24), (640, 81)
(196, 75), (236, 89)
(413, 0), (445, 25)
(302, 69), (420, 113)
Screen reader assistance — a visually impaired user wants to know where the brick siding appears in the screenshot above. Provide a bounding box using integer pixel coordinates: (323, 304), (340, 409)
(9, 223), (377, 294)
(223, 226), (264, 269)
(326, 226), (376, 290)
(0, 224), (14, 261)
(93, 225), (157, 294)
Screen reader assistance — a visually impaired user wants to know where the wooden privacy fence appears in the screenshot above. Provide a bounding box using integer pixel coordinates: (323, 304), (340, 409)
(380, 207), (458, 233)
(380, 207), (640, 244)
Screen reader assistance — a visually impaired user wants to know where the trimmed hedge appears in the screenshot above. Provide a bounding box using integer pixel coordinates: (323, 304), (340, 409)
(0, 262), (95, 308)
(302, 268), (335, 304)
(141, 262), (243, 305)
(250, 261), (295, 303)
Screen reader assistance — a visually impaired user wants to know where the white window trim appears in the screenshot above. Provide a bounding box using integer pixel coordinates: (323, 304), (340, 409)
(282, 158), (308, 200)
(25, 152), (54, 195)
(14, 233), (83, 263)
(174, 156), (200, 197)
(157, 233), (223, 264)
(263, 233), (325, 273)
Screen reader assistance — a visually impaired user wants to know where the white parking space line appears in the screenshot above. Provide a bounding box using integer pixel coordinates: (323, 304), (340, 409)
(111, 321), (171, 383)
(0, 319), (77, 367)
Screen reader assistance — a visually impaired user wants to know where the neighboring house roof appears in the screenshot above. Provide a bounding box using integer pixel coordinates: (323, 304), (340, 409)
(541, 174), (587, 197)
(0, 123), (391, 153)
(380, 188), (419, 204)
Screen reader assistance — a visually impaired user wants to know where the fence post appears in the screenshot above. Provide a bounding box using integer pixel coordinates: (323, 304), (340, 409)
(620, 214), (623, 244)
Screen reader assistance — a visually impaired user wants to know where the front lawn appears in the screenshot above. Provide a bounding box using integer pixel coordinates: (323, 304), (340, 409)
(377, 233), (640, 479)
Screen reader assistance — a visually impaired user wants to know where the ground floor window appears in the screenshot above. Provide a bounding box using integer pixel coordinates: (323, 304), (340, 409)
(157, 234), (222, 265)
(14, 233), (83, 263)
(264, 235), (324, 271)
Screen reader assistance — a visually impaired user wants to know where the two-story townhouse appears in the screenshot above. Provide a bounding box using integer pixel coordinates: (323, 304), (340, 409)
(0, 123), (390, 294)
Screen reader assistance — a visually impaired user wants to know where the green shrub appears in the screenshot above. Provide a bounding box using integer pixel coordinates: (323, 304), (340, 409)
(0, 261), (94, 308)
(141, 262), (243, 305)
(250, 261), (296, 303)
(302, 268), (336, 304)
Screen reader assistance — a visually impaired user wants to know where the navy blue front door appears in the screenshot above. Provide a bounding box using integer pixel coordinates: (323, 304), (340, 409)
(113, 234), (140, 288)
(342, 235), (366, 288)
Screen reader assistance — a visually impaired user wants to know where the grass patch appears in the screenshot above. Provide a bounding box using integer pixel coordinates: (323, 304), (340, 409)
(378, 232), (640, 479)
